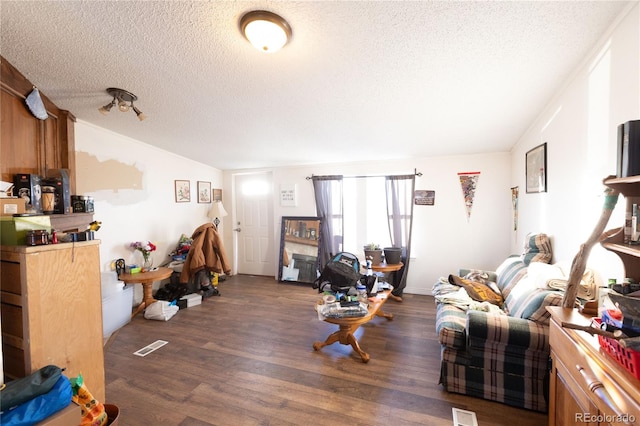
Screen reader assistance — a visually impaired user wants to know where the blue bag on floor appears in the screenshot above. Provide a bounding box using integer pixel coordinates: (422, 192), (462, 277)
(0, 375), (72, 426)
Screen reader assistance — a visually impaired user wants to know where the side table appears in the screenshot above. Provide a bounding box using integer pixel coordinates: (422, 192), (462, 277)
(371, 262), (403, 302)
(118, 266), (174, 318)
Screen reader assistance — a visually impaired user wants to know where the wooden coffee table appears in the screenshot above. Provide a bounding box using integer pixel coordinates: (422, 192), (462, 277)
(313, 289), (394, 363)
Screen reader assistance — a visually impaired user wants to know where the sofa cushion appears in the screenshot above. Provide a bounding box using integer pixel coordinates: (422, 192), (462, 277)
(495, 256), (528, 299)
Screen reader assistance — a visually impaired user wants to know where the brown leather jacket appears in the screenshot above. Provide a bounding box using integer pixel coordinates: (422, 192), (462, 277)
(180, 223), (231, 283)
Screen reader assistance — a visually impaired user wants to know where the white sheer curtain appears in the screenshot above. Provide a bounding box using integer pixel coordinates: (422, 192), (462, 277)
(385, 174), (416, 297)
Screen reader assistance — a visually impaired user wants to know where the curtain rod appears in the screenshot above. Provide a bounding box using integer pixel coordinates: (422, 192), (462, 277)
(306, 169), (422, 180)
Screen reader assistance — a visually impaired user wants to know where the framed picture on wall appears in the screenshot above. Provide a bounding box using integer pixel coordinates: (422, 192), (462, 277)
(213, 188), (222, 201)
(175, 180), (191, 203)
(526, 143), (547, 193)
(197, 181), (211, 203)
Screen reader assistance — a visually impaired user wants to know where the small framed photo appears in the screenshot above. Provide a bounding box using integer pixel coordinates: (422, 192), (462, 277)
(213, 188), (222, 202)
(526, 143), (547, 193)
(175, 180), (191, 203)
(280, 184), (297, 206)
(414, 190), (435, 206)
(197, 181), (211, 203)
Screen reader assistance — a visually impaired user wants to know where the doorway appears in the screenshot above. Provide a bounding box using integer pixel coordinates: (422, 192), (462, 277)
(233, 172), (275, 277)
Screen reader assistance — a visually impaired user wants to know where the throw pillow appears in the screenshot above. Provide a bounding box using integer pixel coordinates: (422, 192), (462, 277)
(507, 288), (572, 325)
(495, 257), (528, 299)
(521, 233), (553, 265)
(448, 274), (503, 305)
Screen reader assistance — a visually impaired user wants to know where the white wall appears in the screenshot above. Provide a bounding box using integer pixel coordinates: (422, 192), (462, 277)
(510, 3), (640, 282)
(73, 4), (639, 297)
(74, 121), (223, 301)
(225, 152), (512, 295)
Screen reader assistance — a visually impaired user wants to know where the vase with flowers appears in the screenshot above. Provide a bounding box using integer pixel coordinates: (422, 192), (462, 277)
(131, 240), (157, 271)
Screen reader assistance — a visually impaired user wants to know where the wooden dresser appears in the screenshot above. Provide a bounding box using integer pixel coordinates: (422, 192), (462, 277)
(548, 307), (640, 426)
(1, 241), (105, 402)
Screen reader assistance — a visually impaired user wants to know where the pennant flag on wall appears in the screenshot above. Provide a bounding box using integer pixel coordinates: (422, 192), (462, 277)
(458, 172), (480, 221)
(511, 186), (519, 231)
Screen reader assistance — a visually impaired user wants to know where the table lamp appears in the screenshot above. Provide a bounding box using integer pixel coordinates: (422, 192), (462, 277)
(208, 200), (228, 230)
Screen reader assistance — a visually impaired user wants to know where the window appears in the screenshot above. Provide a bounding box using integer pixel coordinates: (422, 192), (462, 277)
(342, 177), (391, 256)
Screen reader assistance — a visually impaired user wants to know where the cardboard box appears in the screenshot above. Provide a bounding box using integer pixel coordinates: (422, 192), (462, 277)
(0, 215), (52, 245)
(0, 197), (26, 216)
(36, 402), (81, 425)
(180, 293), (202, 308)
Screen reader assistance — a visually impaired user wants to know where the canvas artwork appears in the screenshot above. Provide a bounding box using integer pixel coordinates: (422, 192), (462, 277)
(526, 143), (547, 193)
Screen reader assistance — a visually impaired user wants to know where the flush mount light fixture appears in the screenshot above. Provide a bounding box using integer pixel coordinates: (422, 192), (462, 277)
(98, 87), (146, 121)
(240, 10), (292, 53)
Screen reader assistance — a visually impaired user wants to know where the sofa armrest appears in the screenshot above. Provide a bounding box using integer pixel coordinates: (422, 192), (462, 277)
(466, 310), (549, 352)
(436, 303), (467, 350)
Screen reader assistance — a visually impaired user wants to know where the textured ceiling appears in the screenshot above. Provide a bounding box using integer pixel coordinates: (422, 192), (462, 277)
(0, 1), (631, 170)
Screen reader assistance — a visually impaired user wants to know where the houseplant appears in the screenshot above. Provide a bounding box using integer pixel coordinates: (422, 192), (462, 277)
(363, 243), (383, 266)
(130, 240), (157, 271)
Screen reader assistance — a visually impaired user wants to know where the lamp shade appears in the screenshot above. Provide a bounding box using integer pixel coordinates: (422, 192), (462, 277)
(208, 201), (228, 221)
(240, 11), (292, 53)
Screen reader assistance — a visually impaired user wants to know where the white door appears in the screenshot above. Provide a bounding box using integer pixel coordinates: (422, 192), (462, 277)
(234, 172), (275, 276)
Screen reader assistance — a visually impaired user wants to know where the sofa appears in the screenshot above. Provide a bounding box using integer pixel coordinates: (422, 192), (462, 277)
(432, 234), (589, 413)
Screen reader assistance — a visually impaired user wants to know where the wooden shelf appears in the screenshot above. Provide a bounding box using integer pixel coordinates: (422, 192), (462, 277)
(603, 175), (640, 196)
(49, 212), (94, 232)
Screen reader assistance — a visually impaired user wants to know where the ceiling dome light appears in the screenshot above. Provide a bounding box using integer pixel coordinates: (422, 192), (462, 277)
(240, 10), (292, 53)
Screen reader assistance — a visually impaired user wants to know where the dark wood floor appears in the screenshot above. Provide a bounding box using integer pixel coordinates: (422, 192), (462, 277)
(103, 275), (548, 425)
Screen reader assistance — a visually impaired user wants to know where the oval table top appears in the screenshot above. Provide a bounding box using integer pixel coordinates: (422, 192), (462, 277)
(370, 262), (403, 273)
(118, 266), (174, 283)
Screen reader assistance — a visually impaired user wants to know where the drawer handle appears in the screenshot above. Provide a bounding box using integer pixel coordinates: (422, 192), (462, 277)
(576, 364), (629, 422)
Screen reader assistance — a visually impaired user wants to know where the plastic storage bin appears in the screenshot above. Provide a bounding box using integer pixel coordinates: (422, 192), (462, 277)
(101, 271), (131, 337)
(102, 285), (133, 338)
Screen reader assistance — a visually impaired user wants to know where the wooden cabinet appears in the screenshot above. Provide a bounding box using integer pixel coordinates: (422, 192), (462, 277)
(1, 56), (77, 193)
(0, 241), (105, 402)
(548, 308), (640, 426)
(547, 176), (640, 425)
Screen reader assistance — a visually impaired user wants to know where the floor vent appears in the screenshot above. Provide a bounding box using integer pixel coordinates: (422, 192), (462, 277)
(134, 340), (168, 357)
(452, 408), (478, 426)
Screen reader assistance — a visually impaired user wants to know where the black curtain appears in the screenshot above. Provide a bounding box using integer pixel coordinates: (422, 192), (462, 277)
(385, 174), (416, 297)
(311, 175), (343, 269)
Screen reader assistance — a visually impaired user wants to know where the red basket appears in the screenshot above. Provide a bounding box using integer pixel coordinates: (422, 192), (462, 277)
(594, 318), (640, 380)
